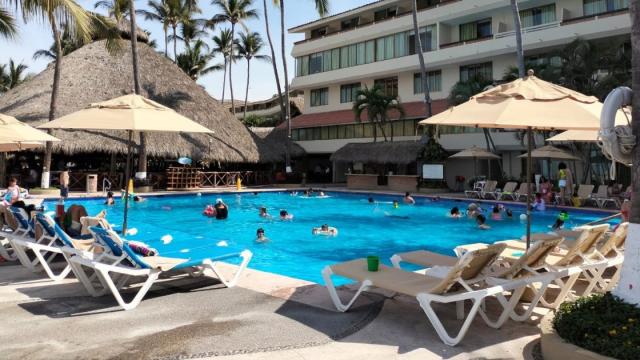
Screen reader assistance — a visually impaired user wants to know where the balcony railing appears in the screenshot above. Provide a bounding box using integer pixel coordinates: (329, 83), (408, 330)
(561, 8), (629, 26)
(293, 0), (460, 46)
(439, 35), (493, 49)
(494, 21), (560, 39)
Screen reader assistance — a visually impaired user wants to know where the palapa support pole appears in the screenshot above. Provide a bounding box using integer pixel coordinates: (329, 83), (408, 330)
(122, 130), (133, 235)
(526, 127), (533, 249)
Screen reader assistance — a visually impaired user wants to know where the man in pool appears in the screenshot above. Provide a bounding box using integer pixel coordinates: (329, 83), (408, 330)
(312, 224), (337, 235)
(259, 207), (271, 218)
(466, 203), (481, 218)
(476, 214), (491, 230)
(256, 228), (269, 242)
(105, 191), (115, 205)
(403, 192), (416, 204)
(214, 199), (228, 220)
(450, 206), (461, 218)
(280, 210), (293, 220)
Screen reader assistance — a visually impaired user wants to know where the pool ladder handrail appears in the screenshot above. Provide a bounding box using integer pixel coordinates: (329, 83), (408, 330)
(102, 178), (112, 195)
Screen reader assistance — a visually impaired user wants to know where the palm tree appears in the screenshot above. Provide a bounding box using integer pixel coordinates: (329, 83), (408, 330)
(261, 0), (284, 123)
(176, 39), (222, 80)
(6, 59), (28, 89)
(275, 0), (328, 170)
(208, 0), (258, 114)
(411, 0), (431, 118)
(138, 0), (171, 57)
(353, 85), (405, 143)
(0, 6), (17, 39)
(235, 31), (270, 119)
(448, 76), (494, 106)
(94, 0), (130, 20)
(171, 15), (207, 46)
(211, 28), (233, 102)
(510, 0), (525, 78)
(0, 64), (9, 93)
(20, 0), (92, 188)
(166, 0), (191, 61)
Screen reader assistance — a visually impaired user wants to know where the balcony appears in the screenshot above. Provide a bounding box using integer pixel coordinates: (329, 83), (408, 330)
(440, 34), (493, 49)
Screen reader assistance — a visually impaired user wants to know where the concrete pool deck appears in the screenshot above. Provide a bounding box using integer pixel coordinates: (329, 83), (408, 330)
(0, 259), (545, 360)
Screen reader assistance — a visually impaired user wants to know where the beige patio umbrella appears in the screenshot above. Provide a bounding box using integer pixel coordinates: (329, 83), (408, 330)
(420, 70), (602, 247)
(39, 94), (214, 233)
(547, 107), (631, 143)
(0, 113), (61, 147)
(517, 145), (580, 161)
(449, 146), (501, 178)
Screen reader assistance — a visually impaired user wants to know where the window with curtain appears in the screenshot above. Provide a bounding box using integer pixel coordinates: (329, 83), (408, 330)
(584, 0), (628, 16)
(365, 40), (375, 63)
(460, 62), (493, 82)
(376, 37), (385, 61)
(413, 70), (443, 93)
(331, 49), (340, 70)
(322, 51), (332, 72)
(310, 88), (328, 107)
(384, 35), (394, 60)
(356, 42), (366, 65)
(392, 121), (404, 137)
(348, 44), (357, 67)
(520, 4), (556, 27)
(395, 33), (407, 57)
(301, 56), (309, 76)
(309, 53), (323, 74)
(340, 83), (361, 103)
(340, 46), (349, 68)
(459, 22), (477, 41)
(374, 77), (399, 97)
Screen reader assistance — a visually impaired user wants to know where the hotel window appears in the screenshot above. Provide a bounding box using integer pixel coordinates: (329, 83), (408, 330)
(340, 83), (361, 103)
(583, 0), (628, 16)
(322, 50), (332, 72)
(300, 56), (309, 76)
(309, 53), (323, 74)
(344, 124), (355, 139)
(341, 17), (359, 31)
(310, 27), (327, 39)
(413, 70), (443, 93)
(408, 25), (436, 54)
(374, 7), (397, 22)
(328, 126), (338, 139)
(374, 77), (398, 97)
(394, 32), (407, 57)
(365, 40), (375, 63)
(348, 44), (357, 67)
(340, 46), (349, 68)
(459, 19), (492, 41)
(356, 42), (366, 65)
(520, 4), (556, 27)
(375, 37), (385, 61)
(460, 62), (493, 82)
(363, 123), (375, 138)
(310, 88), (328, 107)
(331, 49), (340, 70)
(417, 0), (439, 10)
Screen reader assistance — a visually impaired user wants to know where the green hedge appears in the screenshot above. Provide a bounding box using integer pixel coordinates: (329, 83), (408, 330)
(554, 293), (640, 360)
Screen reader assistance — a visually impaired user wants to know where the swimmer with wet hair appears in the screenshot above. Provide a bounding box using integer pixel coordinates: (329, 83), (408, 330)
(476, 214), (491, 230)
(256, 228), (269, 242)
(450, 206), (461, 218)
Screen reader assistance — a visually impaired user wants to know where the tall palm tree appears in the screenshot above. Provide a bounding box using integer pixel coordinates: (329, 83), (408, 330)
(208, 0), (258, 114)
(275, 0), (328, 170)
(171, 15), (207, 46)
(166, 0), (191, 61)
(138, 0), (171, 57)
(176, 39), (221, 80)
(94, 0), (130, 20)
(262, 0), (284, 122)
(353, 85), (405, 143)
(235, 31), (270, 119)
(211, 28), (233, 102)
(510, 0), (525, 78)
(6, 59), (28, 89)
(411, 0), (432, 118)
(20, 0), (92, 188)
(0, 6), (17, 39)
(0, 64), (9, 93)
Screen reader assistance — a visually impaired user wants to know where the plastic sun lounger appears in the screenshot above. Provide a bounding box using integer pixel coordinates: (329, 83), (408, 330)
(464, 180), (487, 199)
(72, 226), (253, 310)
(392, 238), (563, 328)
(577, 222), (628, 294)
(589, 185), (621, 209)
(457, 224), (609, 309)
(322, 245), (551, 346)
(496, 182), (518, 201)
(480, 181), (499, 199)
(513, 183), (532, 202)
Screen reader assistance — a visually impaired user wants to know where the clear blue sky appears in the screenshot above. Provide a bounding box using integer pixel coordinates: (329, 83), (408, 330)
(0, 0), (372, 102)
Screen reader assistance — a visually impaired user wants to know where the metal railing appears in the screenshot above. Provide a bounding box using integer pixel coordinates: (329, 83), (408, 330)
(199, 171), (270, 188)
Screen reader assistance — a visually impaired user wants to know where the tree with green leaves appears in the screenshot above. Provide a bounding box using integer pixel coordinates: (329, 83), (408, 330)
(211, 28), (233, 103)
(20, 0), (93, 188)
(94, 0), (130, 20)
(235, 31), (270, 119)
(177, 39), (221, 80)
(353, 85), (405, 143)
(138, 0), (188, 60)
(170, 15), (207, 46)
(261, 0), (284, 126)
(0, 6), (17, 39)
(208, 0), (258, 114)
(273, 0), (328, 170)
(5, 59), (28, 89)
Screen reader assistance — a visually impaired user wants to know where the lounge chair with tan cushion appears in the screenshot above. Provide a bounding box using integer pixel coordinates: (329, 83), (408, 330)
(322, 245), (549, 346)
(579, 222), (628, 294)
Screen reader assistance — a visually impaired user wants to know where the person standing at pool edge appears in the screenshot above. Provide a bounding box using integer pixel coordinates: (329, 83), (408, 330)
(557, 163), (573, 205)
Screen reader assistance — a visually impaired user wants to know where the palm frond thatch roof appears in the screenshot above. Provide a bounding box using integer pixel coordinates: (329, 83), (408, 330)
(250, 127), (305, 161)
(331, 141), (425, 165)
(0, 40), (287, 163)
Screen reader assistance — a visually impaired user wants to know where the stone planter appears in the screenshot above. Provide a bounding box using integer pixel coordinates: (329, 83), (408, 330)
(540, 311), (616, 360)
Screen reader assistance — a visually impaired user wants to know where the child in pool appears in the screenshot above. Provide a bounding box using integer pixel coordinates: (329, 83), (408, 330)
(312, 224), (337, 235)
(552, 211), (569, 230)
(403, 192), (416, 205)
(259, 207), (271, 218)
(450, 206), (462, 218)
(280, 210), (293, 220)
(368, 197), (375, 204)
(491, 205), (502, 220)
(532, 193), (545, 211)
(505, 209), (513, 219)
(256, 228), (269, 243)
(392, 200), (399, 209)
(105, 191), (115, 206)
(476, 214), (491, 230)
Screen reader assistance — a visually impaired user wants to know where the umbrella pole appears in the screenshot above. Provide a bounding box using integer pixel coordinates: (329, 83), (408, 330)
(526, 127), (533, 249)
(122, 130), (133, 235)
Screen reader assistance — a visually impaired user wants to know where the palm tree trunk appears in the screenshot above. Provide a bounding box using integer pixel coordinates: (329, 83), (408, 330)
(263, 0), (285, 119)
(129, 0), (147, 175)
(164, 27), (168, 58)
(41, 15), (63, 188)
(244, 58), (250, 120)
(221, 59), (227, 102)
(412, 0), (432, 117)
(229, 22), (236, 115)
(280, 0), (292, 171)
(613, 0), (640, 304)
(510, 0), (525, 78)
(172, 24), (178, 62)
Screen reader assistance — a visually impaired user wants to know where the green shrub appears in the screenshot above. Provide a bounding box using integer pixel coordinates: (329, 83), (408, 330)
(553, 293), (640, 360)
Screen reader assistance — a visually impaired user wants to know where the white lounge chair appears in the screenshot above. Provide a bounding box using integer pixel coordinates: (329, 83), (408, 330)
(589, 185), (621, 209)
(513, 182), (533, 202)
(465, 180), (492, 199)
(322, 244), (553, 346)
(496, 182), (518, 201)
(70, 226), (253, 310)
(578, 222), (627, 294)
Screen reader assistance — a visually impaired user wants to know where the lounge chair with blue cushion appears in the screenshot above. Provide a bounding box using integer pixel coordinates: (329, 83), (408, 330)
(70, 226), (253, 310)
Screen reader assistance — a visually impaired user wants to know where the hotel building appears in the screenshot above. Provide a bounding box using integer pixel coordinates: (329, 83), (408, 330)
(288, 0), (631, 186)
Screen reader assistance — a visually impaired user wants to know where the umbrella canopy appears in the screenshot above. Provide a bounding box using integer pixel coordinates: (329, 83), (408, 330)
(0, 113), (60, 144)
(38, 94), (214, 134)
(547, 107), (632, 143)
(517, 145), (579, 160)
(0, 142), (47, 152)
(419, 73), (601, 130)
(449, 146), (501, 159)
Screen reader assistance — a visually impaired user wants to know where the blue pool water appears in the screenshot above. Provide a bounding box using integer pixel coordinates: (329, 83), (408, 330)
(45, 191), (618, 284)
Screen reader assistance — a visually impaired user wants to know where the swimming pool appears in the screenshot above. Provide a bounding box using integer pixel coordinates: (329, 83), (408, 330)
(45, 191), (618, 284)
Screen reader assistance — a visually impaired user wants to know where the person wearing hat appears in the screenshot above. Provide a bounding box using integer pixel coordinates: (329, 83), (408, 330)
(214, 198), (228, 220)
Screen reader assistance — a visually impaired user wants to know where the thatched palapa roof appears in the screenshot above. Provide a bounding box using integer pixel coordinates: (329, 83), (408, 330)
(0, 40), (287, 163)
(331, 141), (425, 165)
(250, 127), (305, 161)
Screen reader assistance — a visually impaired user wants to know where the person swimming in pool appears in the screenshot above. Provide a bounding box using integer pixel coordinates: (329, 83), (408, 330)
(105, 191), (115, 206)
(466, 203), (481, 218)
(505, 208), (513, 219)
(312, 224), (338, 236)
(259, 207), (271, 218)
(491, 205), (502, 220)
(280, 210), (293, 220)
(403, 192), (415, 205)
(450, 206), (462, 218)
(392, 200), (399, 209)
(256, 228), (269, 243)
(476, 214), (491, 230)
(552, 210), (569, 230)
(368, 197), (375, 204)
(214, 199), (228, 220)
